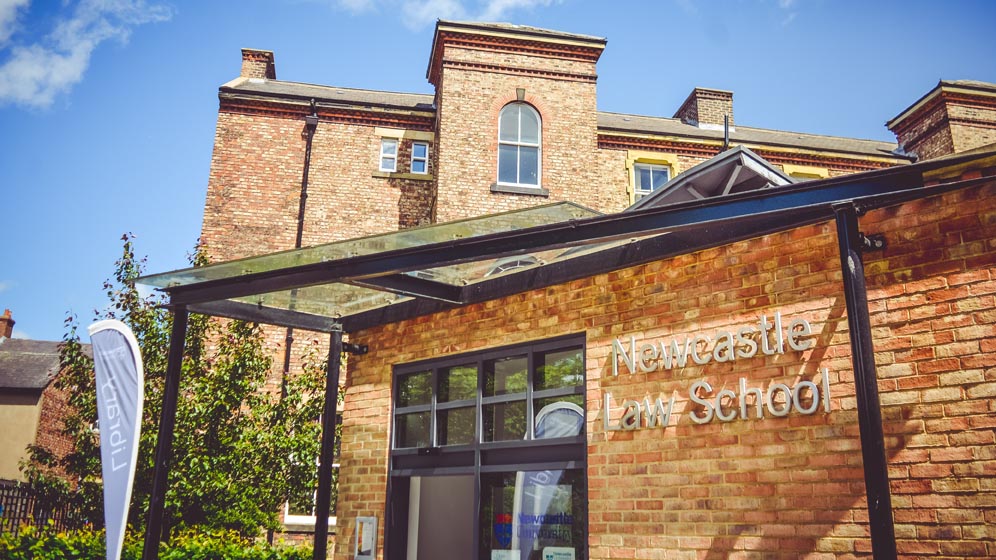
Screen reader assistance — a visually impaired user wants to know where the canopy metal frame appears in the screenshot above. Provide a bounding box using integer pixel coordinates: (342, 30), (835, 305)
(139, 147), (996, 559)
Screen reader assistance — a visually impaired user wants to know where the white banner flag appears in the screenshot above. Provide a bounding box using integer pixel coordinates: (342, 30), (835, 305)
(89, 320), (144, 560)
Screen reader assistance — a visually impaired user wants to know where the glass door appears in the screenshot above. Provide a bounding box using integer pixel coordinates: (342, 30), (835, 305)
(406, 475), (476, 560)
(388, 335), (587, 560)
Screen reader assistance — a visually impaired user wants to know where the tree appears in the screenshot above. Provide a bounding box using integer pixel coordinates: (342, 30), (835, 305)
(23, 235), (332, 538)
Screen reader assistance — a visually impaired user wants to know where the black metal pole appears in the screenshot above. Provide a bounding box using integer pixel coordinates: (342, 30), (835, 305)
(833, 203), (897, 559)
(313, 325), (343, 560)
(142, 305), (189, 560)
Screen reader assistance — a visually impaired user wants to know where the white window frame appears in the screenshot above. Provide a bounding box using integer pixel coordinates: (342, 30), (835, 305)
(283, 413), (341, 526)
(497, 103), (542, 188)
(411, 141), (429, 174)
(283, 469), (338, 526)
(379, 138), (398, 172)
(633, 162), (671, 201)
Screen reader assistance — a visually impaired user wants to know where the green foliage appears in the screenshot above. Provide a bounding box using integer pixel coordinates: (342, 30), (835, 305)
(0, 525), (312, 560)
(23, 234), (331, 538)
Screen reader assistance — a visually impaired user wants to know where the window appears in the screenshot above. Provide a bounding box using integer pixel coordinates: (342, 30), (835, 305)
(380, 138), (398, 172)
(497, 103), (541, 187)
(284, 414), (341, 526)
(411, 141), (429, 174)
(389, 336), (587, 560)
(633, 162), (670, 201)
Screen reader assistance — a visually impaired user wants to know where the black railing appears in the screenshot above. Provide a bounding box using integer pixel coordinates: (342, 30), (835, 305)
(0, 479), (80, 533)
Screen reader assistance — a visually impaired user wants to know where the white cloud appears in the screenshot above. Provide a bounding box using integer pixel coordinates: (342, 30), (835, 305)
(401, 0), (468, 29)
(338, 0), (561, 30)
(0, 0), (172, 109)
(0, 0), (30, 45)
(777, 0), (797, 26)
(0, 280), (8, 292)
(338, 0), (377, 13)
(11, 328), (29, 339)
(477, 0), (557, 22)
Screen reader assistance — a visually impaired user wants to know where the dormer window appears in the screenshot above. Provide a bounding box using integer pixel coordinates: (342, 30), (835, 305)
(497, 103), (541, 188)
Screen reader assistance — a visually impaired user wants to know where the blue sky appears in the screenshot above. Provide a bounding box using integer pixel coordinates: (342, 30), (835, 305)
(2, 0), (995, 341)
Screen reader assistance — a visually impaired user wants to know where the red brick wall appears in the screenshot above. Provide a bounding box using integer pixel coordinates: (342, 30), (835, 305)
(36, 378), (73, 473)
(336, 178), (996, 559)
(433, 43), (607, 221)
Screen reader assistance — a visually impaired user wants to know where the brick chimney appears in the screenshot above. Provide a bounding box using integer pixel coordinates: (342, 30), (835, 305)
(0, 309), (13, 338)
(241, 48), (276, 80)
(674, 87), (734, 130)
(887, 80), (996, 161)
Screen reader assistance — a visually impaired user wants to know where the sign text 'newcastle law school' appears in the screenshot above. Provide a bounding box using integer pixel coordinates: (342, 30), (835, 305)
(607, 311), (832, 429)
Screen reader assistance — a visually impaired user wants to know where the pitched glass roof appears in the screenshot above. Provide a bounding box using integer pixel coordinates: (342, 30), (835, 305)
(139, 202), (615, 323)
(141, 202), (600, 290)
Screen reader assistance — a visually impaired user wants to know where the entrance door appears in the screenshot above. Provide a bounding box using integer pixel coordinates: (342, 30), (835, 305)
(406, 475), (475, 560)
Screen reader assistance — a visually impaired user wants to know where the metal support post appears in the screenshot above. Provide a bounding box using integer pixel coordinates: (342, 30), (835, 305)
(313, 325), (344, 560)
(142, 305), (189, 559)
(833, 203), (897, 559)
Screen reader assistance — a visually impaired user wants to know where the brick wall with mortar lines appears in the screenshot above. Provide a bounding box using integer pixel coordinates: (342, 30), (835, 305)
(201, 107), (437, 388)
(334, 179), (996, 559)
(948, 101), (996, 154)
(36, 379), (73, 469)
(892, 103), (955, 162)
(434, 45), (606, 222)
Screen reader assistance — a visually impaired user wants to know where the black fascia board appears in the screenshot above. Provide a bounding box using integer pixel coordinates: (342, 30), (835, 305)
(344, 274), (465, 304)
(164, 164), (929, 308)
(187, 300), (340, 333)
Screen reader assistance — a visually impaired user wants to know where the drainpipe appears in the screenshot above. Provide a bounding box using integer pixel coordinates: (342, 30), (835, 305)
(280, 100), (320, 400)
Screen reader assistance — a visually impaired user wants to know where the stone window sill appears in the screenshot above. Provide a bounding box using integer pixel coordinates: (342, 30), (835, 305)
(490, 183), (549, 197)
(372, 171), (434, 181)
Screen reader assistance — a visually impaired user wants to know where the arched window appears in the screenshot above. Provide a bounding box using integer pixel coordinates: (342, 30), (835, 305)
(497, 103), (541, 187)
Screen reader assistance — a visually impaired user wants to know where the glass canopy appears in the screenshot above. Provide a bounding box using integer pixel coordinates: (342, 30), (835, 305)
(138, 202), (636, 324)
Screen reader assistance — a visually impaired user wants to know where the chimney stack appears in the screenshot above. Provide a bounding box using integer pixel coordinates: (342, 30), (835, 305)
(0, 309), (14, 338)
(241, 48), (276, 80)
(674, 87), (734, 131)
(887, 80), (996, 161)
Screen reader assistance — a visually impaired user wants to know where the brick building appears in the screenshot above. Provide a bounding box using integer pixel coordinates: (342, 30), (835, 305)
(0, 310), (74, 481)
(142, 19), (996, 560)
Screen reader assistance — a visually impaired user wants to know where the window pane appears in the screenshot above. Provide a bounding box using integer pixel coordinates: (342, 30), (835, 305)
(397, 371), (432, 407)
(412, 159), (426, 173)
(287, 484), (316, 517)
(519, 107), (539, 144)
(395, 411), (431, 448)
(519, 146), (538, 185)
(381, 156), (396, 171)
(480, 470), (585, 560)
(483, 400), (527, 442)
(498, 144), (518, 184)
(438, 406), (476, 446)
(535, 347), (583, 391)
(652, 168), (669, 190)
(381, 139), (397, 155)
(440, 364), (477, 402)
(636, 166), (652, 192)
(499, 105), (520, 142)
(412, 142), (427, 158)
(484, 355), (527, 396)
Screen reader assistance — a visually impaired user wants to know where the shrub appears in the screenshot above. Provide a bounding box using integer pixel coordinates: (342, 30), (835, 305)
(0, 525), (313, 560)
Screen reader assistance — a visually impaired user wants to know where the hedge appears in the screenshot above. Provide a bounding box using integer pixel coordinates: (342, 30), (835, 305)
(0, 525), (312, 560)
